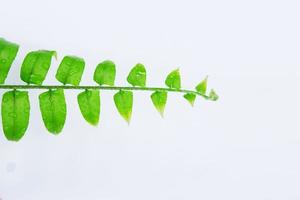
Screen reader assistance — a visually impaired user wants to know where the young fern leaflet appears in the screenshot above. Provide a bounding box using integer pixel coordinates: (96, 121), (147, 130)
(0, 38), (218, 141)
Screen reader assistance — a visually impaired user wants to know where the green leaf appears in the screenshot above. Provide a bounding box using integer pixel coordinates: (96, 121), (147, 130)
(114, 90), (133, 123)
(151, 90), (167, 117)
(39, 89), (67, 134)
(93, 60), (116, 86)
(77, 90), (100, 126)
(183, 93), (196, 106)
(165, 69), (181, 89)
(195, 76), (208, 95)
(56, 55), (85, 86)
(20, 50), (56, 85)
(208, 89), (219, 101)
(127, 63), (146, 87)
(1, 90), (30, 141)
(0, 38), (19, 84)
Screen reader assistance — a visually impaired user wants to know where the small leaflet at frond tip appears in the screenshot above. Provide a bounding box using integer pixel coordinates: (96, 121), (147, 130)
(114, 90), (133, 124)
(208, 89), (219, 101)
(183, 93), (196, 107)
(165, 68), (181, 89)
(151, 91), (167, 117)
(127, 63), (146, 87)
(195, 76), (208, 95)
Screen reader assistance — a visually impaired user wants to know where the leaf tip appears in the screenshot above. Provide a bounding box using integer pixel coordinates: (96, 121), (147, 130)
(208, 89), (219, 101)
(123, 112), (132, 125)
(165, 68), (181, 89)
(158, 110), (165, 118)
(52, 51), (58, 60)
(89, 120), (100, 127)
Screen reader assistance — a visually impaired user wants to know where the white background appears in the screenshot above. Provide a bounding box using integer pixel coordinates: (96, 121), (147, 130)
(1, 0), (300, 199)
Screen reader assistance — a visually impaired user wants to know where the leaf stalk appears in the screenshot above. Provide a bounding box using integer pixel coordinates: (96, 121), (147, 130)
(0, 85), (211, 99)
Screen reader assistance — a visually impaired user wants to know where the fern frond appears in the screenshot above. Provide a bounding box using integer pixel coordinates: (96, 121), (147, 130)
(0, 38), (218, 141)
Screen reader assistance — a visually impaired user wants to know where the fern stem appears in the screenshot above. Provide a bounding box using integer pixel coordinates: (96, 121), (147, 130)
(0, 85), (209, 99)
